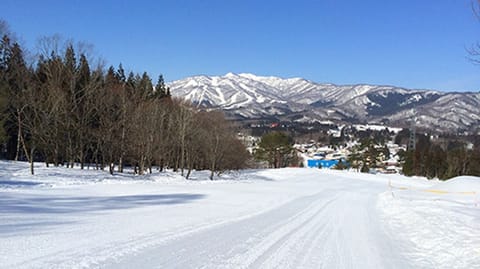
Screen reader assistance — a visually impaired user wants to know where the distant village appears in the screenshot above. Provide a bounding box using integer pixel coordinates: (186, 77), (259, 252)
(239, 120), (479, 176)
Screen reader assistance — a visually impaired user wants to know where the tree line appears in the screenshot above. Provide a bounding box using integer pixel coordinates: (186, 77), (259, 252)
(0, 27), (249, 179)
(400, 134), (480, 180)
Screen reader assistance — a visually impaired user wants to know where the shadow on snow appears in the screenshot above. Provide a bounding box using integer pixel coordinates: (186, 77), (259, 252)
(0, 180), (43, 188)
(0, 193), (206, 214)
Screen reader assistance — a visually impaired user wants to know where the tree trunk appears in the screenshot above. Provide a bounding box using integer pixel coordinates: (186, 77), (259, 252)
(186, 167), (192, 179)
(18, 123), (33, 175)
(118, 155), (124, 173)
(119, 93), (127, 173)
(209, 169), (214, 180)
(180, 137), (185, 176)
(93, 143), (100, 170)
(54, 146), (59, 166)
(209, 159), (216, 180)
(79, 145), (85, 169)
(109, 163), (114, 175)
(29, 147), (35, 175)
(173, 155), (179, 172)
(15, 110), (22, 161)
(139, 156), (146, 175)
(159, 159), (164, 172)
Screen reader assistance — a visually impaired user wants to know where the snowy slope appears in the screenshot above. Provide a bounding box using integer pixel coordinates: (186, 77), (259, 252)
(1, 161), (479, 268)
(378, 176), (480, 268)
(169, 73), (480, 132)
(169, 73), (294, 118)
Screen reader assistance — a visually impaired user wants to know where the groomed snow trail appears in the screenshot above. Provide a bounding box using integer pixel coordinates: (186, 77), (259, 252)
(4, 163), (477, 268)
(103, 175), (409, 269)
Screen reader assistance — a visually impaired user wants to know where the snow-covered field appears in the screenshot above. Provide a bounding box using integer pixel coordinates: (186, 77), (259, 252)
(1, 161), (479, 268)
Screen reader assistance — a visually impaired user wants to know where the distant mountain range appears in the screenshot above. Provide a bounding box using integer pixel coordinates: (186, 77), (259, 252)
(168, 73), (480, 133)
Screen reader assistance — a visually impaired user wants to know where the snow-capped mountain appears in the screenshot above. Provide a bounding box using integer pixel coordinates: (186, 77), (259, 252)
(169, 73), (480, 132)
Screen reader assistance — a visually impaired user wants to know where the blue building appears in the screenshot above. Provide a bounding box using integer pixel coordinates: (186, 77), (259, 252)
(307, 159), (339, 168)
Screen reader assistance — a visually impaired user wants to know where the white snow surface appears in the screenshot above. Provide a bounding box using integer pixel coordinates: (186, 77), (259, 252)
(1, 161), (479, 268)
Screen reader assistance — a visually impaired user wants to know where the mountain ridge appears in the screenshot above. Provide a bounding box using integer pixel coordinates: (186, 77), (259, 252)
(168, 73), (480, 133)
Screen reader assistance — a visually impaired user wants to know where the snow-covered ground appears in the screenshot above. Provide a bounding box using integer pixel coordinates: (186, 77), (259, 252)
(1, 161), (479, 268)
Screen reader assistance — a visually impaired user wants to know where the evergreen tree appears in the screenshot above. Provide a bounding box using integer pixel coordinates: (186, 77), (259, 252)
(467, 149), (480, 176)
(400, 149), (414, 176)
(347, 146), (362, 172)
(116, 65), (128, 173)
(0, 35), (9, 151)
(138, 72), (153, 99)
(429, 144), (447, 179)
(1, 38), (30, 160)
(115, 64), (126, 82)
(105, 66), (116, 85)
(76, 54), (90, 95)
(255, 132), (295, 168)
(334, 159), (348, 170)
(153, 74), (170, 99)
(0, 26), (251, 177)
(74, 53), (94, 169)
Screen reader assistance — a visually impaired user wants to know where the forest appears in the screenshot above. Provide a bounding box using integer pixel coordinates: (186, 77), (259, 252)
(0, 23), (250, 179)
(2, 20), (480, 181)
(399, 133), (480, 180)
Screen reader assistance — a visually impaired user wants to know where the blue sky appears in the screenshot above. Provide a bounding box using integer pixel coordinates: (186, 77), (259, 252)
(2, 0), (480, 91)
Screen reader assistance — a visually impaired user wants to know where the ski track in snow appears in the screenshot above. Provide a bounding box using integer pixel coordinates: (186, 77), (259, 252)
(103, 179), (409, 269)
(1, 162), (479, 268)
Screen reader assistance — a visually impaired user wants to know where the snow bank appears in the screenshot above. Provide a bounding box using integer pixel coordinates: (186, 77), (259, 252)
(428, 176), (480, 193)
(378, 175), (480, 268)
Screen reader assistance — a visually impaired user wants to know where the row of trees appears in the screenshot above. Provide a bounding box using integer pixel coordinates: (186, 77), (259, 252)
(400, 135), (480, 180)
(345, 133), (480, 179)
(0, 28), (250, 178)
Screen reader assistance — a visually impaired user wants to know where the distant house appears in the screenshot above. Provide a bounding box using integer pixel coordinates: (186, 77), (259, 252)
(382, 158), (400, 174)
(384, 166), (398, 174)
(384, 157), (398, 167)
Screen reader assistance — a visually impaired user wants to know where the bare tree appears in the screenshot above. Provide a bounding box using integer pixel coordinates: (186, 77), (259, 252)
(1, 27), (252, 177)
(127, 100), (158, 175)
(468, 0), (480, 63)
(153, 98), (173, 172)
(171, 99), (197, 176)
(94, 67), (123, 174)
(196, 111), (231, 180)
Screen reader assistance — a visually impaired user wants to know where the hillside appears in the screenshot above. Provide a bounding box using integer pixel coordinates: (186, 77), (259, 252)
(169, 73), (480, 132)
